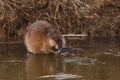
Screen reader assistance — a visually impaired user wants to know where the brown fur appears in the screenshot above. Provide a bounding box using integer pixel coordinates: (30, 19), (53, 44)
(24, 20), (65, 54)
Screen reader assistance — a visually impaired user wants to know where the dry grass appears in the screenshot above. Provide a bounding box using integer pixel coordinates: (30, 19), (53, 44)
(0, 0), (120, 37)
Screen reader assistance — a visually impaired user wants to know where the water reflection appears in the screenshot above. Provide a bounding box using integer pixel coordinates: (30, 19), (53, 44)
(0, 41), (26, 80)
(25, 55), (70, 80)
(26, 55), (57, 80)
(66, 37), (120, 57)
(0, 37), (120, 80)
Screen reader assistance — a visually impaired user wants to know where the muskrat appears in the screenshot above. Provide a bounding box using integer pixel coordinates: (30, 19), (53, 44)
(24, 20), (65, 55)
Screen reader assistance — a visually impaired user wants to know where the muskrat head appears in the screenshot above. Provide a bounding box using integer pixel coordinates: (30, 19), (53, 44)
(51, 36), (66, 55)
(48, 38), (62, 54)
(46, 25), (66, 54)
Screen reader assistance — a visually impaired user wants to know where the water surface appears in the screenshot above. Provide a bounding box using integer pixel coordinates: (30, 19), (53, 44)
(0, 37), (120, 80)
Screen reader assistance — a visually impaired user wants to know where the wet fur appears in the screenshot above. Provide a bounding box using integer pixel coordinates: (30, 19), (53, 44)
(24, 20), (65, 54)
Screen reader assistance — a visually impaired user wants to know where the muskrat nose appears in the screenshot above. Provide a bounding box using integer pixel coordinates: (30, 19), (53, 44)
(52, 46), (59, 52)
(51, 45), (62, 55)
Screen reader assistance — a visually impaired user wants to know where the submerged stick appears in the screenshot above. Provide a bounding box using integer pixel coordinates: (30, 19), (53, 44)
(60, 46), (85, 53)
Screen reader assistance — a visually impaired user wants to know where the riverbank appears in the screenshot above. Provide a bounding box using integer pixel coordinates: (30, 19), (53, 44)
(0, 0), (120, 38)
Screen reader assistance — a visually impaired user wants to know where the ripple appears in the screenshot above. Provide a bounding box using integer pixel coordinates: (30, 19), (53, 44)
(64, 56), (98, 66)
(37, 73), (82, 80)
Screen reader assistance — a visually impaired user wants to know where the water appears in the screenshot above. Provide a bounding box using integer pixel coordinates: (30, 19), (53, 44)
(0, 37), (120, 80)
